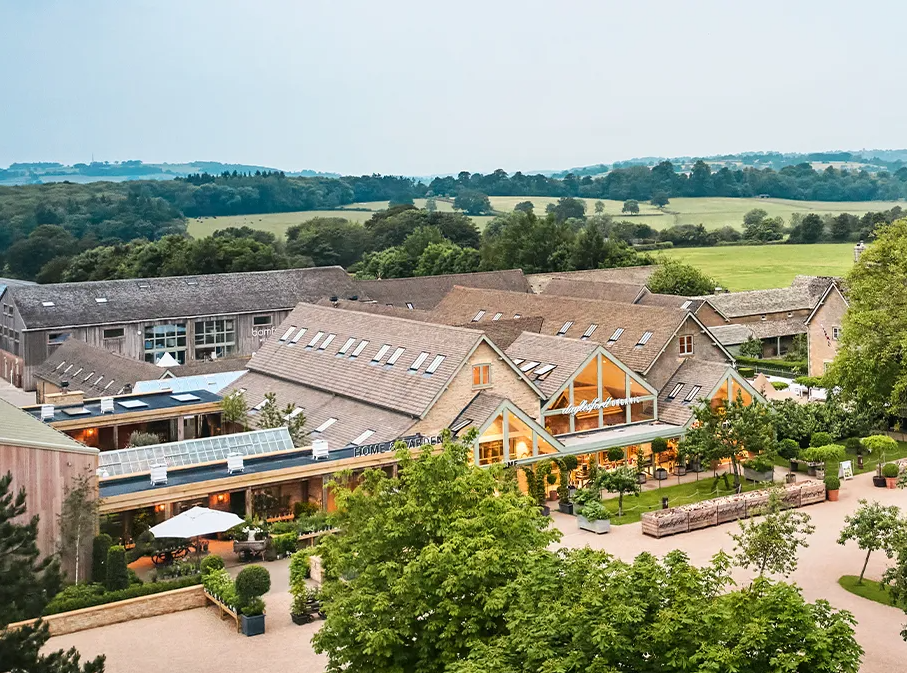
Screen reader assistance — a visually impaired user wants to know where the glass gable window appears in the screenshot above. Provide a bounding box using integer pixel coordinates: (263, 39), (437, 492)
(145, 323), (188, 364)
(194, 319), (235, 359)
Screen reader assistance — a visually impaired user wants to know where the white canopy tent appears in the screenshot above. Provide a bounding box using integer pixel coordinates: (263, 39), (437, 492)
(149, 506), (244, 539)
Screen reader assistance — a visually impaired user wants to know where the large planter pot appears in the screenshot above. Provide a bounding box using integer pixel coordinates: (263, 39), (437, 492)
(636, 472), (647, 484)
(688, 459), (703, 473)
(827, 489), (840, 501)
(577, 515), (610, 534)
(886, 477), (898, 489)
(291, 612), (312, 625)
(673, 465), (687, 477)
(743, 467), (774, 482)
(785, 473), (797, 484)
(873, 475), (887, 488)
(814, 468), (826, 480)
(558, 502), (574, 515)
(539, 505), (551, 517)
(241, 613), (266, 637)
(654, 467), (668, 481)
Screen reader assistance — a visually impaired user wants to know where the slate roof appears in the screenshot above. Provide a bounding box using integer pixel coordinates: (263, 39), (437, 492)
(35, 338), (164, 396)
(459, 316), (544, 350)
(0, 398), (95, 453)
(504, 332), (599, 398)
(353, 269), (531, 310)
(526, 266), (657, 293)
(539, 278), (647, 304)
(746, 318), (808, 339)
(449, 391), (508, 435)
(244, 303), (489, 417)
(697, 285), (823, 319)
(169, 356), (251, 377)
(657, 360), (733, 426)
(224, 371), (414, 448)
(11, 266), (357, 329)
(315, 297), (435, 322)
(429, 287), (690, 373)
(708, 324), (754, 346)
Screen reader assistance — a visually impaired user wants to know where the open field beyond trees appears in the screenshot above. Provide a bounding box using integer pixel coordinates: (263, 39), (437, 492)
(660, 243), (856, 290)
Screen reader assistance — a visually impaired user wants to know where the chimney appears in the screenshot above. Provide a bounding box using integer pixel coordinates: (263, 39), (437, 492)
(122, 383), (133, 395)
(713, 286), (723, 294)
(46, 390), (85, 407)
(853, 241), (866, 263)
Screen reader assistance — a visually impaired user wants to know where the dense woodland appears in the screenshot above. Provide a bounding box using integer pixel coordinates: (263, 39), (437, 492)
(1, 165), (906, 282)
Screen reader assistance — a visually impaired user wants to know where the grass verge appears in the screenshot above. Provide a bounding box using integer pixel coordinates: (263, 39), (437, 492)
(838, 575), (903, 608)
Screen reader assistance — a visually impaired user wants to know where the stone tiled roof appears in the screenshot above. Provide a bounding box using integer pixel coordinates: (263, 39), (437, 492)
(746, 318), (808, 339)
(449, 391), (508, 435)
(539, 278), (647, 304)
(224, 371), (414, 448)
(35, 338), (164, 396)
(708, 324), (754, 346)
(657, 360), (732, 426)
(504, 332), (599, 398)
(636, 291), (704, 312)
(460, 316), (544, 350)
(697, 283), (827, 319)
(315, 297), (435, 322)
(170, 357), (251, 377)
(526, 266), (657, 293)
(246, 303), (487, 417)
(12, 266), (357, 330)
(353, 269), (531, 310)
(429, 287), (689, 373)
(0, 398), (96, 453)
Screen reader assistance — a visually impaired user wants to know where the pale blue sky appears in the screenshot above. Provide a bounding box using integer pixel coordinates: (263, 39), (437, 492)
(1, 1), (904, 175)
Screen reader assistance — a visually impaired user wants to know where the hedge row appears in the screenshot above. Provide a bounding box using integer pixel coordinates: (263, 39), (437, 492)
(735, 355), (806, 374)
(43, 575), (202, 615)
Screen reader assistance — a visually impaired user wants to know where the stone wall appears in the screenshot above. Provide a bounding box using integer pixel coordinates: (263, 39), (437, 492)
(7, 585), (206, 637)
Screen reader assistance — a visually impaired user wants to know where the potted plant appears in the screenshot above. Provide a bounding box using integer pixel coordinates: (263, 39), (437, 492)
(599, 465), (640, 518)
(800, 444), (846, 482)
(574, 494), (611, 534)
(291, 586), (323, 625)
(522, 460), (553, 516)
(824, 474), (841, 501)
(778, 438), (800, 473)
(742, 454), (775, 482)
(651, 437), (669, 478)
(235, 564), (271, 636)
(554, 455), (579, 514)
(882, 462), (900, 489)
(633, 445), (648, 484)
(862, 435), (896, 487)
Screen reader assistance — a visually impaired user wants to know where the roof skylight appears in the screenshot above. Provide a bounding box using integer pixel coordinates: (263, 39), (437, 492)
(556, 321), (573, 336)
(425, 355), (445, 375)
(305, 331), (325, 349)
(533, 363), (556, 377)
(318, 334), (336, 351)
(450, 418), (472, 433)
(279, 326), (296, 342)
(350, 340), (369, 358)
(290, 327), (307, 344)
(41, 301), (54, 308)
(581, 324), (598, 340)
(352, 429), (375, 445)
(314, 417), (337, 433)
(683, 385), (702, 403)
(667, 383), (684, 400)
(519, 360), (541, 372)
(472, 310), (486, 322)
(371, 344), (391, 363)
(607, 328), (624, 344)
(337, 337), (356, 356)
(386, 347), (405, 366)
(681, 300), (692, 309)
(95, 297), (108, 304)
(492, 312), (503, 321)
(636, 331), (654, 347)
(409, 351), (429, 372)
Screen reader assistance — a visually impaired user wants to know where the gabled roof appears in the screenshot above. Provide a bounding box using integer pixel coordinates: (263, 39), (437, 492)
(746, 317), (808, 339)
(246, 303), (506, 417)
(449, 391), (509, 436)
(539, 278), (647, 304)
(526, 266), (657, 293)
(695, 277), (834, 319)
(805, 281), (849, 325)
(353, 269), (531, 310)
(657, 360), (764, 426)
(429, 287), (690, 373)
(315, 297), (435, 322)
(636, 290), (704, 312)
(504, 332), (599, 398)
(35, 338), (164, 396)
(0, 398), (96, 454)
(460, 316), (544, 349)
(708, 323), (754, 346)
(11, 266), (357, 329)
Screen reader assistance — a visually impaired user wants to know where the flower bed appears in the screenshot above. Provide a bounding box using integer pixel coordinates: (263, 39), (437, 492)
(640, 480), (825, 538)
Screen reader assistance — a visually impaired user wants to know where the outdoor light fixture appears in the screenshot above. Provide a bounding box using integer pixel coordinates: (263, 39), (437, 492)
(156, 504), (165, 512)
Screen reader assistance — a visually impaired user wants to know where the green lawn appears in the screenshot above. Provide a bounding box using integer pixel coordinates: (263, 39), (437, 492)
(659, 243), (855, 290)
(838, 575), (903, 608)
(602, 473), (762, 526)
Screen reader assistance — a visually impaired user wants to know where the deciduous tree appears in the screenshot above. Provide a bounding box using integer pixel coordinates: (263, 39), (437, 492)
(837, 499), (905, 583)
(622, 199), (640, 215)
(647, 258), (719, 296)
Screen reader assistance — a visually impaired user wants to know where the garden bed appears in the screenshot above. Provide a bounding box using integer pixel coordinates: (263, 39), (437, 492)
(640, 480), (825, 538)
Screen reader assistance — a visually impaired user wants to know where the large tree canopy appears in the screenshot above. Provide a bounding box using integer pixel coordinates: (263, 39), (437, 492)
(647, 257), (721, 296)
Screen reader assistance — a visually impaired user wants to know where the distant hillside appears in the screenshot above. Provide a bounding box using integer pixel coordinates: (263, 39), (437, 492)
(0, 160), (339, 186)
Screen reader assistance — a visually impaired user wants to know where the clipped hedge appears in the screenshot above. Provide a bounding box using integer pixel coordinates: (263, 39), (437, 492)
(43, 575), (201, 615)
(271, 533), (298, 556)
(735, 356), (806, 375)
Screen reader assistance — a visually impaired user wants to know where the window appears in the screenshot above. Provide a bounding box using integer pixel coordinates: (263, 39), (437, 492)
(635, 331), (653, 348)
(492, 312), (503, 321)
(144, 323), (188, 364)
(305, 331), (325, 349)
(350, 340), (369, 358)
(194, 319), (235, 359)
(352, 429), (376, 445)
(425, 355), (445, 375)
(409, 351), (429, 372)
(471, 310), (486, 322)
(581, 324), (597, 340)
(832, 326), (841, 340)
(760, 314), (766, 321)
(318, 334), (336, 351)
(314, 417), (337, 433)
(823, 361), (831, 374)
(683, 385), (702, 403)
(533, 363), (556, 379)
(667, 383), (684, 400)
(472, 364), (490, 388)
(681, 300), (692, 309)
(556, 321), (573, 336)
(290, 327), (308, 344)
(41, 301), (55, 308)
(47, 332), (69, 344)
(386, 347), (405, 366)
(513, 314), (521, 319)
(253, 315), (272, 326)
(279, 326), (296, 341)
(371, 344), (391, 363)
(95, 297), (108, 304)
(607, 328), (624, 344)
(679, 335), (693, 356)
(519, 360), (541, 372)
(337, 337), (356, 356)
(405, 303), (414, 310)
(103, 327), (124, 340)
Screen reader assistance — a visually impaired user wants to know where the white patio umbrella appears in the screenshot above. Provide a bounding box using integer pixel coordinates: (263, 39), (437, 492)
(149, 506), (244, 563)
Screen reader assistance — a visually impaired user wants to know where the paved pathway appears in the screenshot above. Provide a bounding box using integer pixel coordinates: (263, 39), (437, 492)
(0, 378), (34, 406)
(50, 472), (907, 673)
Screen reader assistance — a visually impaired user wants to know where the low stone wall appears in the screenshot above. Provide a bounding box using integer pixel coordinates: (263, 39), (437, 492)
(641, 480), (826, 538)
(7, 585), (206, 637)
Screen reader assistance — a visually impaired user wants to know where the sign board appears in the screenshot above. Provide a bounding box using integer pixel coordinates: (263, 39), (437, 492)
(839, 460), (854, 481)
(559, 396), (648, 416)
(352, 434), (442, 458)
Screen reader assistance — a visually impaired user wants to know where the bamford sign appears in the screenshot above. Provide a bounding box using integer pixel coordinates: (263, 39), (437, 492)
(352, 434), (443, 457)
(559, 396), (647, 416)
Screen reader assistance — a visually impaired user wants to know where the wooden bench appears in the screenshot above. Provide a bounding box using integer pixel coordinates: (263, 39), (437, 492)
(204, 590), (240, 632)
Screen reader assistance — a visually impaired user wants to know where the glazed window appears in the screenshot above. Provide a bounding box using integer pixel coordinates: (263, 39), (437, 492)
(472, 364), (491, 388)
(679, 335), (694, 356)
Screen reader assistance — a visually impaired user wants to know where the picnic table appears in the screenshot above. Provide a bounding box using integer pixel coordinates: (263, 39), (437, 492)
(151, 539), (209, 566)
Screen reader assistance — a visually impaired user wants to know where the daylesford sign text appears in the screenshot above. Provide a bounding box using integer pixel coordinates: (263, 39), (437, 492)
(559, 396), (648, 416)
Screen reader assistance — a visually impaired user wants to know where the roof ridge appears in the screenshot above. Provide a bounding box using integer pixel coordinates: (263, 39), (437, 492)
(357, 268), (525, 283)
(314, 302), (490, 336)
(445, 286), (688, 316)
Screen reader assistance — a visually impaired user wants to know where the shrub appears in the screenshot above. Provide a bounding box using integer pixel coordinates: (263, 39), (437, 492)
(743, 455), (775, 473)
(801, 444), (846, 464)
(200, 554), (225, 576)
(778, 438), (800, 460)
(105, 545), (129, 591)
(882, 463), (900, 478)
(269, 520), (298, 535)
(771, 381), (789, 390)
(844, 437), (863, 455)
(577, 499), (611, 521)
(202, 568), (237, 609)
(810, 432), (833, 447)
(651, 437), (669, 455)
(294, 501), (319, 518)
(290, 549), (312, 585)
(43, 576), (201, 615)
(91, 533), (113, 583)
(862, 435), (898, 457)
(824, 475), (841, 491)
(127, 430), (162, 447)
(607, 446), (625, 462)
(271, 533), (298, 557)
(737, 366), (755, 378)
(242, 597), (265, 617)
(235, 565), (271, 609)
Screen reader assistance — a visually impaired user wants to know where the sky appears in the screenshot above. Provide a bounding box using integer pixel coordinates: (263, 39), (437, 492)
(1, 1), (905, 176)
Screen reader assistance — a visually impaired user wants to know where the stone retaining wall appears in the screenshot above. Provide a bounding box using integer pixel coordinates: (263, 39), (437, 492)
(7, 585), (206, 637)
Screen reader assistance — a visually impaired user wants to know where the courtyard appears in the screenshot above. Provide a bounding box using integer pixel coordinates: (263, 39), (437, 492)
(49, 470), (907, 673)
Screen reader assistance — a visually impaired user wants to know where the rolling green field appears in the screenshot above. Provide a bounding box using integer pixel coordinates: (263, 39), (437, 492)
(660, 243), (855, 290)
